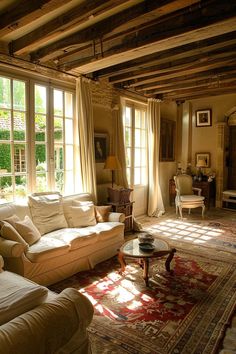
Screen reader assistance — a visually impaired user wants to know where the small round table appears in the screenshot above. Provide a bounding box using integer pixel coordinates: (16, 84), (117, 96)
(118, 238), (176, 287)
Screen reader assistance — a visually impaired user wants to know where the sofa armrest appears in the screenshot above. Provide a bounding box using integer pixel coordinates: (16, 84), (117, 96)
(0, 238), (25, 257)
(108, 212), (125, 223)
(0, 288), (94, 354)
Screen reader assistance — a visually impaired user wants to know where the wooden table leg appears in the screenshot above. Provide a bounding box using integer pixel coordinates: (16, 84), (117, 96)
(143, 258), (149, 287)
(165, 248), (176, 272)
(118, 251), (126, 274)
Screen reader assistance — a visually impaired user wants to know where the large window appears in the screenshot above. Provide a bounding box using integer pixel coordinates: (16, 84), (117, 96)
(0, 73), (75, 203)
(123, 101), (147, 186)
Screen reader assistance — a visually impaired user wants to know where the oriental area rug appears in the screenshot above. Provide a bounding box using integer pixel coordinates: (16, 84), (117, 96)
(50, 245), (236, 354)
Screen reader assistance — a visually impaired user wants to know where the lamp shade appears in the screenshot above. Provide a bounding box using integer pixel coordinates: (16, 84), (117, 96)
(104, 155), (121, 170)
(196, 159), (207, 168)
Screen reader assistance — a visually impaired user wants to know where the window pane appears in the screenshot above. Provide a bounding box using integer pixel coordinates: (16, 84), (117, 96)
(35, 85), (46, 114)
(14, 144), (26, 172)
(135, 109), (141, 128)
(36, 173), (47, 192)
(65, 92), (73, 118)
(14, 112), (26, 141)
(135, 129), (141, 146)
(126, 168), (131, 185)
(54, 146), (63, 170)
(0, 176), (13, 203)
(141, 167), (147, 185)
(125, 107), (131, 126)
(54, 89), (63, 116)
(141, 112), (146, 128)
(54, 117), (63, 142)
(135, 148), (141, 166)
(35, 114), (46, 141)
(141, 130), (146, 147)
(66, 145), (73, 170)
(15, 176), (27, 200)
(126, 147), (131, 167)
(125, 127), (131, 146)
(0, 110), (11, 140)
(65, 119), (73, 144)
(0, 77), (11, 109)
(35, 145), (46, 170)
(0, 144), (11, 172)
(13, 80), (25, 111)
(141, 149), (146, 166)
(55, 171), (64, 192)
(134, 167), (141, 185)
(65, 171), (74, 194)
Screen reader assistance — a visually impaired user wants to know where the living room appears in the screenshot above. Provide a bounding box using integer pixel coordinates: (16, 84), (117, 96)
(0, 1), (236, 353)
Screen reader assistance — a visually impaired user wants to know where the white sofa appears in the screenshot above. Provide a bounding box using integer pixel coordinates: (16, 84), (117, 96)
(0, 255), (94, 354)
(0, 192), (125, 286)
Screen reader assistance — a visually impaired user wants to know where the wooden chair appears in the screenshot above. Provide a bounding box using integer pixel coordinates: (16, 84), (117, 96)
(174, 174), (205, 219)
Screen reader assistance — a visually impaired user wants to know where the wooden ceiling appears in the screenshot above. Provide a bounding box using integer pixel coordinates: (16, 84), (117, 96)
(0, 0), (236, 101)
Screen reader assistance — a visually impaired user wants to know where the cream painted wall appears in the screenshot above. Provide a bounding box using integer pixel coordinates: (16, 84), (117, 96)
(190, 93), (236, 175)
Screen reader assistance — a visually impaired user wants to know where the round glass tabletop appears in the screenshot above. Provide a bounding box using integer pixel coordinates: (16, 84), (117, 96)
(120, 237), (170, 258)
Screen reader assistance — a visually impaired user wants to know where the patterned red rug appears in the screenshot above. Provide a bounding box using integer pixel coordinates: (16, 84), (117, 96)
(50, 250), (236, 354)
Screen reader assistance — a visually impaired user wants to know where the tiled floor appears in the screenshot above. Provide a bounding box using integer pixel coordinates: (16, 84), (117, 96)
(136, 206), (236, 354)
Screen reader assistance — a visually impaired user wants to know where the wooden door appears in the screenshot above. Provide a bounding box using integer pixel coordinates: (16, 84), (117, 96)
(228, 126), (236, 189)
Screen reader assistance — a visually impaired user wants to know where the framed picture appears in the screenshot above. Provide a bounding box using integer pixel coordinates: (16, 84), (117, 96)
(94, 133), (109, 162)
(195, 152), (210, 168)
(159, 118), (176, 161)
(196, 109), (212, 127)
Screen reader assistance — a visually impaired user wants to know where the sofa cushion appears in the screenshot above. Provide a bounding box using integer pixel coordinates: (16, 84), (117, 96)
(66, 204), (97, 228)
(26, 237), (70, 263)
(14, 216), (41, 246)
(86, 222), (125, 241)
(28, 196), (68, 235)
(0, 221), (29, 249)
(95, 205), (112, 223)
(0, 270), (48, 325)
(44, 228), (98, 250)
(1, 214), (20, 227)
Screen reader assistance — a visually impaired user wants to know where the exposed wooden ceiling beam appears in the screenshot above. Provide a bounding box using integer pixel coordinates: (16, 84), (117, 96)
(10, 0), (129, 55)
(0, 0), (70, 38)
(162, 81), (236, 101)
(60, 2), (236, 74)
(109, 44), (236, 84)
(30, 0), (197, 63)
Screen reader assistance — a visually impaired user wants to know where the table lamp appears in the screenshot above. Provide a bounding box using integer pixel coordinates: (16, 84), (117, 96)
(196, 159), (207, 176)
(104, 155), (121, 188)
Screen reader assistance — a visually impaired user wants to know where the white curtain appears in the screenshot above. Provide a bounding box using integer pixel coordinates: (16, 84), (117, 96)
(76, 77), (97, 201)
(147, 98), (165, 217)
(113, 105), (129, 188)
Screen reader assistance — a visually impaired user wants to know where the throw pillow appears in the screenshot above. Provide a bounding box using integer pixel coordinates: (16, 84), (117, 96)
(0, 214), (20, 228)
(14, 216), (41, 246)
(72, 200), (94, 206)
(1, 221), (29, 249)
(28, 196), (68, 235)
(67, 204), (97, 228)
(95, 205), (112, 223)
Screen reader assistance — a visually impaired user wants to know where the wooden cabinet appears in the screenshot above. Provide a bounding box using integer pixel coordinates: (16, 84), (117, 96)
(107, 201), (134, 232)
(169, 178), (216, 209)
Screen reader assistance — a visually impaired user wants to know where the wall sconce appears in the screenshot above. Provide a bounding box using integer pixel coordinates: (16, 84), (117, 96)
(104, 155), (121, 188)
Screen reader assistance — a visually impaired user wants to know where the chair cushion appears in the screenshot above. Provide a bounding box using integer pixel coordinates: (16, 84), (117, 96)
(28, 196), (68, 235)
(14, 216), (41, 246)
(26, 237), (70, 263)
(44, 228), (98, 250)
(180, 195), (204, 202)
(86, 222), (125, 241)
(95, 205), (112, 223)
(0, 271), (48, 325)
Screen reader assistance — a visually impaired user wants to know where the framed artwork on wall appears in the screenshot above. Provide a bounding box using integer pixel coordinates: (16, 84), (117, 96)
(159, 118), (176, 161)
(196, 109), (212, 127)
(94, 133), (109, 162)
(195, 152), (211, 168)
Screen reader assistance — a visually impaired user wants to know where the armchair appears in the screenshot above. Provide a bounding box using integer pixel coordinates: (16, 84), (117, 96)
(174, 174), (205, 219)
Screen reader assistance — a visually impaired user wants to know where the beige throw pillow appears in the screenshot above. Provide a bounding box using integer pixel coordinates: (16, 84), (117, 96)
(0, 221), (29, 249)
(28, 196), (68, 235)
(14, 216), (41, 246)
(95, 205), (112, 223)
(67, 204), (97, 228)
(1, 214), (20, 228)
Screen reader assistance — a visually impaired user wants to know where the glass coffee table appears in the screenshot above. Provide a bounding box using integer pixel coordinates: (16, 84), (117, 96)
(118, 238), (176, 287)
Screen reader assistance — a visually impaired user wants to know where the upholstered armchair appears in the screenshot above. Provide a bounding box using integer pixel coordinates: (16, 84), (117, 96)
(174, 174), (205, 219)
